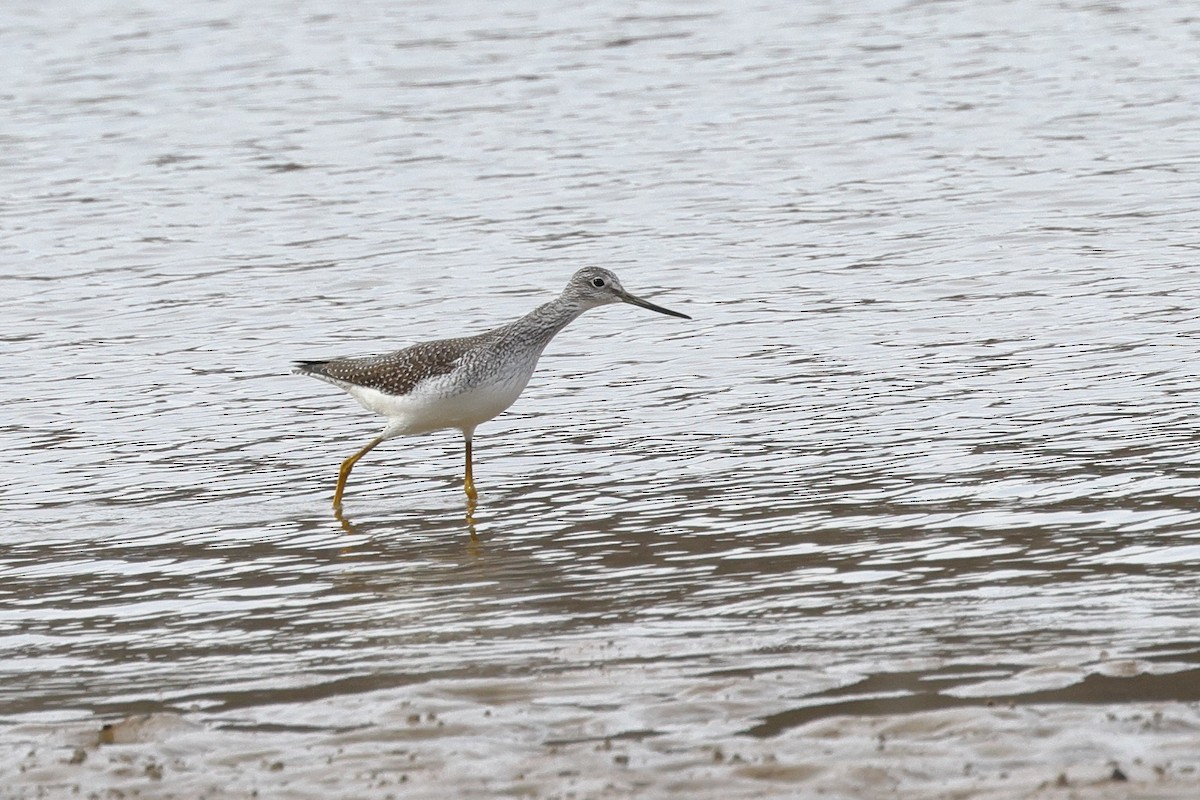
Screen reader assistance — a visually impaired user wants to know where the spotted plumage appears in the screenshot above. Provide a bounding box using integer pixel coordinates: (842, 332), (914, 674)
(295, 335), (485, 397)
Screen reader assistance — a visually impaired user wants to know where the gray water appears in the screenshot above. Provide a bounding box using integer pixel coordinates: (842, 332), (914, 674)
(3, 0), (1200, 797)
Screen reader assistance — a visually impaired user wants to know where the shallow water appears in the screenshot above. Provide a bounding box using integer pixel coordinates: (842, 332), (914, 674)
(4, 0), (1200, 796)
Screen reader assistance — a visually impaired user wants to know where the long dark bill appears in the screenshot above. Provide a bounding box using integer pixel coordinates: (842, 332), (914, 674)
(620, 291), (691, 320)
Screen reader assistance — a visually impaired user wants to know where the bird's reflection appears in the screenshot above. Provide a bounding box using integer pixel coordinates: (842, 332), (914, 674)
(332, 499), (481, 545)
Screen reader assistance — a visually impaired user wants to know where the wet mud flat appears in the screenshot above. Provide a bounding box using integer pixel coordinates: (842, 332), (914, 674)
(4, 697), (1198, 799)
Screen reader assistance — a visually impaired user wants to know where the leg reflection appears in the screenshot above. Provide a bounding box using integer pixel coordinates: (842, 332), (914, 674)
(465, 492), (479, 541)
(333, 503), (360, 536)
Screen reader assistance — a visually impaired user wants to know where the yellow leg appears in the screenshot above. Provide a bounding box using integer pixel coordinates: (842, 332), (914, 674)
(333, 435), (384, 509)
(464, 436), (478, 503)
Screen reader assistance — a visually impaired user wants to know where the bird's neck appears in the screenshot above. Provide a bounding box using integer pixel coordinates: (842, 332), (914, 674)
(504, 296), (587, 350)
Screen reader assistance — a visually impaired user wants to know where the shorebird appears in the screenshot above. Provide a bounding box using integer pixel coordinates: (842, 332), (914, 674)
(295, 267), (689, 509)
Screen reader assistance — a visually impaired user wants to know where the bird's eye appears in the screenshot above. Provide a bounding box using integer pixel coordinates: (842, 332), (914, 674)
(591, 277), (606, 288)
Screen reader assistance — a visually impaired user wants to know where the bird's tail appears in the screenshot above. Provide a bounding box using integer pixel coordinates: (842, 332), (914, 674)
(293, 360), (328, 376)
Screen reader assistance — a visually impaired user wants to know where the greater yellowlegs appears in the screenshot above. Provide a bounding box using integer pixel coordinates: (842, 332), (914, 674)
(295, 267), (690, 509)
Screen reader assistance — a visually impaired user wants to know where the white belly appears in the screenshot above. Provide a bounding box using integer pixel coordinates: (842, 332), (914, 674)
(347, 365), (534, 437)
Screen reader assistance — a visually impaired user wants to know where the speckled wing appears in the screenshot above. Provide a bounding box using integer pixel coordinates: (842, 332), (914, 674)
(295, 334), (489, 397)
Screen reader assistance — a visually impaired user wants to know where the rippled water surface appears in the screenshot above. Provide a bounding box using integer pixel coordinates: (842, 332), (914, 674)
(4, 0), (1200, 796)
